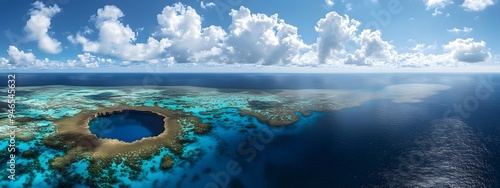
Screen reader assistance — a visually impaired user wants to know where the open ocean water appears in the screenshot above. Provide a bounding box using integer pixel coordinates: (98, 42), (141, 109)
(3, 73), (500, 187)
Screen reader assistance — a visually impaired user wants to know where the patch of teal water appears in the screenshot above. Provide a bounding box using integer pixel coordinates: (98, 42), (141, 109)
(50, 108), (82, 119)
(35, 120), (56, 135)
(104, 147), (182, 187)
(0, 139), (62, 188)
(123, 133), (222, 187)
(151, 89), (281, 113)
(37, 148), (64, 170)
(29, 148), (65, 187)
(131, 148), (179, 187)
(18, 103), (88, 120)
(157, 99), (185, 111)
(180, 107), (261, 187)
(68, 159), (90, 181)
(30, 169), (57, 188)
(105, 160), (136, 186)
(143, 99), (156, 107)
(2, 176), (29, 188)
(20, 89), (111, 118)
(36, 120), (51, 126)
(169, 135), (220, 187)
(7, 120), (56, 141)
(24, 109), (46, 119)
(0, 139), (7, 149)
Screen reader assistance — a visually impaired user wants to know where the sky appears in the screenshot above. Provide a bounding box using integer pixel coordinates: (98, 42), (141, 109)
(0, 0), (499, 72)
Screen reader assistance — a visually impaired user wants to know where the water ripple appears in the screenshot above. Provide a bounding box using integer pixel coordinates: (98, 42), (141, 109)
(386, 118), (493, 188)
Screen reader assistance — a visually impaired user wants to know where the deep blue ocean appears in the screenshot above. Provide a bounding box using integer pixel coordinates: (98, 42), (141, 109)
(6, 73), (500, 187)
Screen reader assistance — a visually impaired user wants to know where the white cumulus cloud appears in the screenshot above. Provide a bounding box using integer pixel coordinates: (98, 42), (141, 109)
(7, 46), (36, 65)
(325, 0), (334, 7)
(0, 57), (8, 66)
(443, 38), (491, 63)
(345, 30), (395, 66)
(424, 0), (453, 9)
(315, 12), (360, 64)
(200, 1), (216, 9)
(398, 38), (491, 67)
(6, 46), (54, 68)
(447, 27), (473, 34)
(410, 43), (436, 52)
(462, 0), (495, 11)
(155, 3), (226, 63)
(24, 1), (62, 54)
(396, 52), (453, 67)
(346, 3), (352, 11)
(423, 0), (453, 16)
(225, 6), (310, 65)
(66, 53), (113, 68)
(68, 5), (171, 62)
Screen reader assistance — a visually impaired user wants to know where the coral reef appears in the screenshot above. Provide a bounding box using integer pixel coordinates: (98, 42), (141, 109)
(42, 106), (188, 175)
(160, 155), (174, 170)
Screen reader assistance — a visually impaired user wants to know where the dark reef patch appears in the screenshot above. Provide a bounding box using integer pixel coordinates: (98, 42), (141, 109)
(160, 155), (174, 170)
(248, 100), (282, 110)
(246, 124), (257, 129)
(217, 89), (246, 93)
(0, 101), (7, 113)
(22, 151), (40, 159)
(85, 92), (120, 100)
(0, 90), (34, 97)
(301, 110), (313, 117)
(193, 121), (212, 134)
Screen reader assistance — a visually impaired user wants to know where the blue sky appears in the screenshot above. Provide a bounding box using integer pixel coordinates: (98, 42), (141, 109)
(0, 0), (498, 71)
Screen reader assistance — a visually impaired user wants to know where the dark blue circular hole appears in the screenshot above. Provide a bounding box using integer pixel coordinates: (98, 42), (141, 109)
(88, 110), (166, 142)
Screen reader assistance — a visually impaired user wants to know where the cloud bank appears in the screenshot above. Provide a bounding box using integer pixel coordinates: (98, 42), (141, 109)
(68, 5), (171, 62)
(1, 2), (496, 70)
(444, 38), (491, 63)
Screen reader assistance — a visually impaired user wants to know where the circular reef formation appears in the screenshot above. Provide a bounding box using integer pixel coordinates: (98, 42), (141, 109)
(42, 105), (211, 183)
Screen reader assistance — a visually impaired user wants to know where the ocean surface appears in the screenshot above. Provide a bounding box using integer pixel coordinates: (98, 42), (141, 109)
(2, 73), (500, 187)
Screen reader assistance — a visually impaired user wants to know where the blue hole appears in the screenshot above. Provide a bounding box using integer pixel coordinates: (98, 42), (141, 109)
(88, 110), (166, 142)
